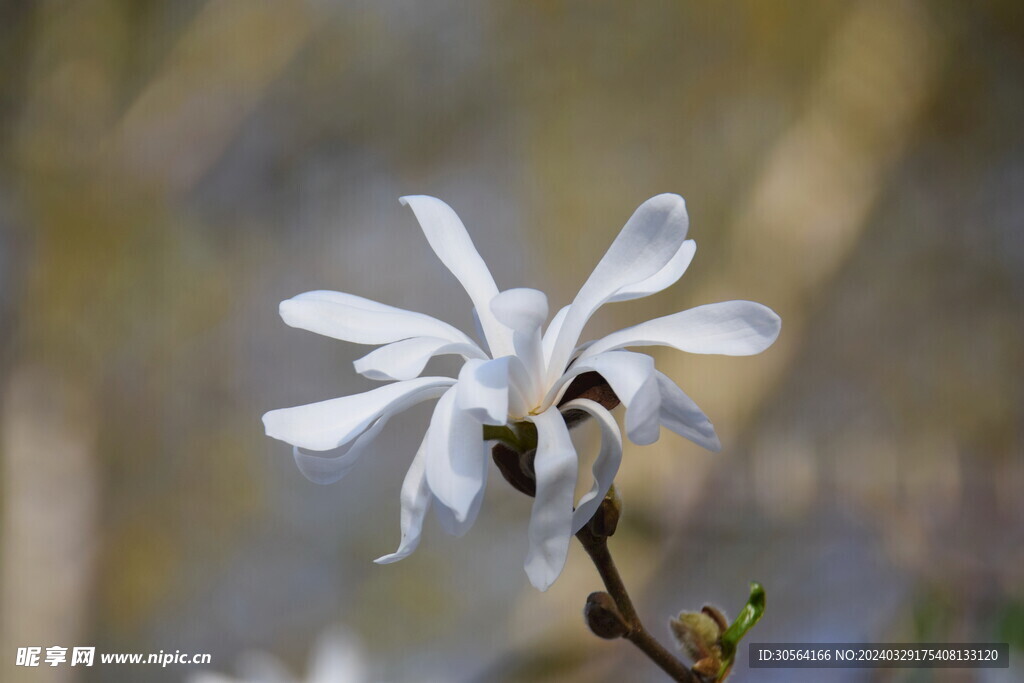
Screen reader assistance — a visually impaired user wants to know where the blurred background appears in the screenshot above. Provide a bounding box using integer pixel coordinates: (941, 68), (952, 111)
(1, 1), (1022, 681)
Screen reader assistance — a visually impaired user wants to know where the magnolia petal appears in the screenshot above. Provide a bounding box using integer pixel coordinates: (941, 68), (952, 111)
(490, 288), (549, 332)
(546, 194), (689, 383)
(280, 290), (475, 346)
(582, 352), (662, 446)
(503, 354), (535, 419)
(400, 196), (512, 357)
(655, 371), (721, 452)
(492, 288), (548, 398)
(424, 388), (489, 523)
(546, 351), (661, 446)
(292, 414), (389, 485)
(583, 300), (782, 358)
(524, 406), (579, 591)
(564, 399), (623, 534)
(609, 239), (696, 303)
(262, 377), (454, 452)
(432, 482), (485, 537)
(541, 305), (571, 364)
(375, 432), (432, 563)
(353, 336), (486, 381)
(456, 357), (511, 426)
(470, 306), (490, 356)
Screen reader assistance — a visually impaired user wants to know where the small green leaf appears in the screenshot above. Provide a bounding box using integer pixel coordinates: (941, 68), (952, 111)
(717, 582), (766, 681)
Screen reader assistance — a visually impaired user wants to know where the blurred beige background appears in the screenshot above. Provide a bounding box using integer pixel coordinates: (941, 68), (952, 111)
(1, 1), (1022, 681)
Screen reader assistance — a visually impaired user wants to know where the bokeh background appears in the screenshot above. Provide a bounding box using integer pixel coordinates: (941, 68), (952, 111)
(1, 1), (1022, 681)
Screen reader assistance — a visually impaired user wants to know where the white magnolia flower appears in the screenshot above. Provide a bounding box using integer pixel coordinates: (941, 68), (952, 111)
(263, 194), (780, 590)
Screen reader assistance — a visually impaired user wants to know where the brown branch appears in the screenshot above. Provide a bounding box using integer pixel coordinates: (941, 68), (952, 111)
(576, 521), (698, 683)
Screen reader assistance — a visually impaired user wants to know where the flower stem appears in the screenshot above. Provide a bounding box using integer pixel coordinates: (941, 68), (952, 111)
(576, 523), (698, 682)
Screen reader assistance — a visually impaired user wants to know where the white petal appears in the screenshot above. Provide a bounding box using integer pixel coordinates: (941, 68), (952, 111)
(491, 288), (549, 400)
(280, 290), (475, 346)
(263, 377), (454, 452)
(503, 354), (536, 419)
(546, 351), (661, 446)
(471, 305), (490, 356)
(424, 388), (489, 523)
(292, 418), (384, 485)
(432, 484), (485, 538)
(456, 358), (510, 426)
(608, 239), (696, 303)
(582, 300), (782, 358)
(490, 287), (549, 331)
(353, 336), (486, 381)
(524, 406), (579, 591)
(655, 371), (721, 452)
(563, 399), (623, 534)
(546, 194), (689, 383)
(541, 305), (571, 364)
(400, 195), (512, 357)
(375, 432), (432, 563)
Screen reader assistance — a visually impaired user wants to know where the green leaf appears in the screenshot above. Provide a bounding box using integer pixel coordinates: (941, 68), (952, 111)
(717, 582), (766, 681)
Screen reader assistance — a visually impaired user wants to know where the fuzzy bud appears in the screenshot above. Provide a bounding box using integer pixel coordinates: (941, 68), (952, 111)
(669, 609), (725, 674)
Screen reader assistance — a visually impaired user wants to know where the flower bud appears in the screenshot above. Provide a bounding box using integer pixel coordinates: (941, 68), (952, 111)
(669, 609), (724, 673)
(586, 488), (621, 538)
(584, 592), (628, 639)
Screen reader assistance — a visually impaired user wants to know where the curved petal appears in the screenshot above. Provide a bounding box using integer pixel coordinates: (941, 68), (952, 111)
(456, 357), (510, 426)
(424, 388), (489, 523)
(292, 414), (389, 485)
(504, 354), (536, 419)
(543, 307), (595, 369)
(655, 371), (721, 452)
(375, 432), (432, 563)
(524, 406), (579, 591)
(280, 290), (476, 346)
(262, 377), (454, 452)
(608, 239), (696, 303)
(546, 194), (689, 383)
(546, 351), (661, 446)
(432, 482), (485, 538)
(582, 300), (782, 358)
(353, 336), (486, 381)
(471, 305), (490, 356)
(490, 288), (549, 331)
(491, 288), (549, 402)
(563, 399), (623, 533)
(541, 305), (571, 364)
(400, 196), (512, 357)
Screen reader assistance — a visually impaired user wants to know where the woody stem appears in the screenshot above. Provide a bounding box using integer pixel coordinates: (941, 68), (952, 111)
(576, 523), (698, 682)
